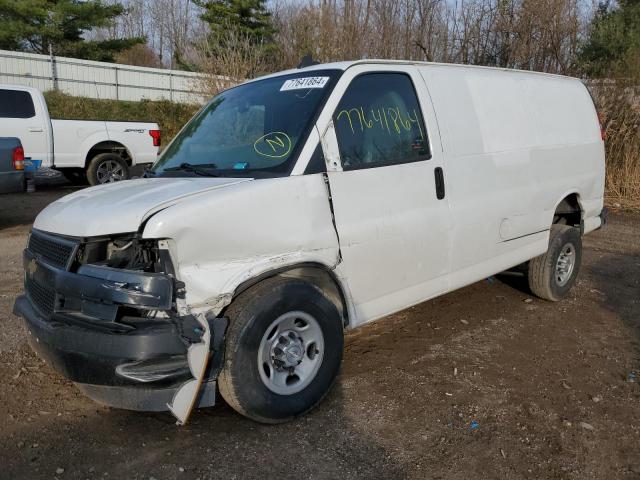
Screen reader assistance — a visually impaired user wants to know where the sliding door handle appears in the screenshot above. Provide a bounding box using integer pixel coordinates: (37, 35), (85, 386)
(434, 167), (445, 200)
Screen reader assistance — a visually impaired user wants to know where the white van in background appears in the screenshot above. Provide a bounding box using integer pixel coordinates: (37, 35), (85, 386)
(0, 85), (160, 185)
(14, 60), (605, 425)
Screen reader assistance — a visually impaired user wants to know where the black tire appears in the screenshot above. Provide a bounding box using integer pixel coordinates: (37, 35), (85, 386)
(60, 168), (88, 185)
(528, 224), (582, 301)
(218, 276), (344, 424)
(86, 153), (129, 186)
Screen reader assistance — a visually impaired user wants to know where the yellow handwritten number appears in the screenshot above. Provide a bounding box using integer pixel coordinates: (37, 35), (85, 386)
(336, 105), (424, 140)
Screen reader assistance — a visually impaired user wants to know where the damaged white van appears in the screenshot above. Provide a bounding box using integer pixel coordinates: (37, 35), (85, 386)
(14, 60), (605, 424)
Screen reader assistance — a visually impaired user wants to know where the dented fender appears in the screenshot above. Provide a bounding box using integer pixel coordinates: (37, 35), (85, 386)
(143, 175), (341, 312)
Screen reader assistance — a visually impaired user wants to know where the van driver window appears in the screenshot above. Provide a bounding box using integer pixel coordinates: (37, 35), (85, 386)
(333, 73), (430, 170)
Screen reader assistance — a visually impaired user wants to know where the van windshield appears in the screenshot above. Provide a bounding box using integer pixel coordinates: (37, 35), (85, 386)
(153, 70), (340, 177)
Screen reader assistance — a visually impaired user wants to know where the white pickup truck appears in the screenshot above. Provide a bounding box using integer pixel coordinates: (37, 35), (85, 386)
(0, 85), (160, 185)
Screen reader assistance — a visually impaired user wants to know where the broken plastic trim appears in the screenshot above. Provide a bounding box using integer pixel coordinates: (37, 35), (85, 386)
(168, 312), (211, 424)
(167, 315), (229, 425)
(23, 248), (175, 311)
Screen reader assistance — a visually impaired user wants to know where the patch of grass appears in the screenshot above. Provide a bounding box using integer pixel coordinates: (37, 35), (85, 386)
(43, 91), (201, 144)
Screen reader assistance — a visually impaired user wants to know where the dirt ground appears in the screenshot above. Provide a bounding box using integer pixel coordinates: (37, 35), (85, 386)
(0, 184), (638, 480)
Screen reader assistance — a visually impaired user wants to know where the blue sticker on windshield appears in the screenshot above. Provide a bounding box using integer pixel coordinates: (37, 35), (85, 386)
(233, 162), (250, 170)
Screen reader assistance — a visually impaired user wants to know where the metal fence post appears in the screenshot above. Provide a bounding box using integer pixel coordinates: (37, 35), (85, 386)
(49, 44), (58, 91)
(114, 66), (119, 101)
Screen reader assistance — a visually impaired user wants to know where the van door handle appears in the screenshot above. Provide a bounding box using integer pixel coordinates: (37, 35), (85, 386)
(28, 127), (43, 132)
(434, 167), (445, 200)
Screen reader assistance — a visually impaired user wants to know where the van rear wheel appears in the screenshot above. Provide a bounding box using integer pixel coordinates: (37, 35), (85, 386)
(218, 277), (344, 424)
(87, 153), (129, 186)
(528, 224), (582, 301)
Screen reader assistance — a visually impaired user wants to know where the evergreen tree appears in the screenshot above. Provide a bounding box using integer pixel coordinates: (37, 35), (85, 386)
(580, 0), (640, 77)
(195, 0), (274, 46)
(0, 0), (144, 62)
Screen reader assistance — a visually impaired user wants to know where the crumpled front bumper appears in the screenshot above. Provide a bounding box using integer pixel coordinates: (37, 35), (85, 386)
(13, 249), (220, 412)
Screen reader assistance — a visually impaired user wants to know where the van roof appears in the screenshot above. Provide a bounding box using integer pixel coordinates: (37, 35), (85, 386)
(249, 59), (580, 84)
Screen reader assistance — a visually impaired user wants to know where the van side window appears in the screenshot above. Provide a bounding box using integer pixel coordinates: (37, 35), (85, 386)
(333, 73), (430, 170)
(0, 90), (36, 119)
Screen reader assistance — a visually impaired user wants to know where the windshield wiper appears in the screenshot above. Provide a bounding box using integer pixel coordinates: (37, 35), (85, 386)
(163, 162), (219, 177)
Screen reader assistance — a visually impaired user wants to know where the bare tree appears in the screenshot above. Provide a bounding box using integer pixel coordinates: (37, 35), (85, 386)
(269, 0), (588, 75)
(96, 0), (206, 69)
(194, 25), (269, 97)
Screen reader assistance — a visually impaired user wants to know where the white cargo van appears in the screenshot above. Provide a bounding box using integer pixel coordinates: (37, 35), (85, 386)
(14, 60), (605, 425)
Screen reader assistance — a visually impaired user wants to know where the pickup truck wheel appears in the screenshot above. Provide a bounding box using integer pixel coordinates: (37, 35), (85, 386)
(87, 153), (129, 185)
(218, 277), (344, 424)
(528, 225), (582, 301)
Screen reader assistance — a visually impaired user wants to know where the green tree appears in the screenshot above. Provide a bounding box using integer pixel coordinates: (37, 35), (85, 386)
(0, 0), (144, 61)
(580, 0), (640, 77)
(195, 0), (274, 46)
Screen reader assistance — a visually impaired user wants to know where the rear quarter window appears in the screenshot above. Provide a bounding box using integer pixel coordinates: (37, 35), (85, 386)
(0, 90), (36, 119)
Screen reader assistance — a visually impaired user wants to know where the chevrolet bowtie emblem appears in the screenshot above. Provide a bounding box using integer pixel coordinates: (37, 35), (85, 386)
(27, 259), (37, 278)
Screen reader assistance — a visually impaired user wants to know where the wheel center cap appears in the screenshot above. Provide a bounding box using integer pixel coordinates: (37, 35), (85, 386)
(272, 330), (304, 369)
(284, 344), (303, 364)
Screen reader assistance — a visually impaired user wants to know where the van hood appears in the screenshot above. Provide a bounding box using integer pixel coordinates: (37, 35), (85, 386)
(34, 177), (252, 237)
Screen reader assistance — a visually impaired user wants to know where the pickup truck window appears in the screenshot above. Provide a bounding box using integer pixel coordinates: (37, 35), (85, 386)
(153, 70), (340, 177)
(0, 90), (35, 119)
(333, 73), (430, 170)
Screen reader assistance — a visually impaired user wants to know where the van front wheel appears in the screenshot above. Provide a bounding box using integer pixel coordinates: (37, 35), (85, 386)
(218, 277), (344, 423)
(528, 224), (582, 301)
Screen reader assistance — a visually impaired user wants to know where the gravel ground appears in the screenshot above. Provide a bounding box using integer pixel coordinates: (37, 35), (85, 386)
(0, 185), (638, 480)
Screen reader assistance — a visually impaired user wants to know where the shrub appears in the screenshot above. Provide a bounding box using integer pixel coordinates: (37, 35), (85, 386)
(589, 81), (640, 210)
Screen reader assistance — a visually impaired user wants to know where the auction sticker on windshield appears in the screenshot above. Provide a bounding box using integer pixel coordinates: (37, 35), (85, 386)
(280, 77), (329, 91)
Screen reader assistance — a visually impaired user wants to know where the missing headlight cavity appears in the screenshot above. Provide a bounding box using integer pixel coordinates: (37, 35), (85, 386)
(75, 235), (161, 272)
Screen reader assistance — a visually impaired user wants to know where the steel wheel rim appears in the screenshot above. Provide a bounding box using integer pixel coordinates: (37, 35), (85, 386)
(257, 311), (324, 395)
(96, 159), (124, 184)
(555, 242), (575, 287)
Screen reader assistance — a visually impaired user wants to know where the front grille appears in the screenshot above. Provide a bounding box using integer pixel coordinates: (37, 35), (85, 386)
(25, 276), (56, 316)
(28, 230), (78, 270)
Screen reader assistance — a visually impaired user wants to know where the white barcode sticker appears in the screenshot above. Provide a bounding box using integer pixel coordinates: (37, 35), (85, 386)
(280, 76), (329, 91)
